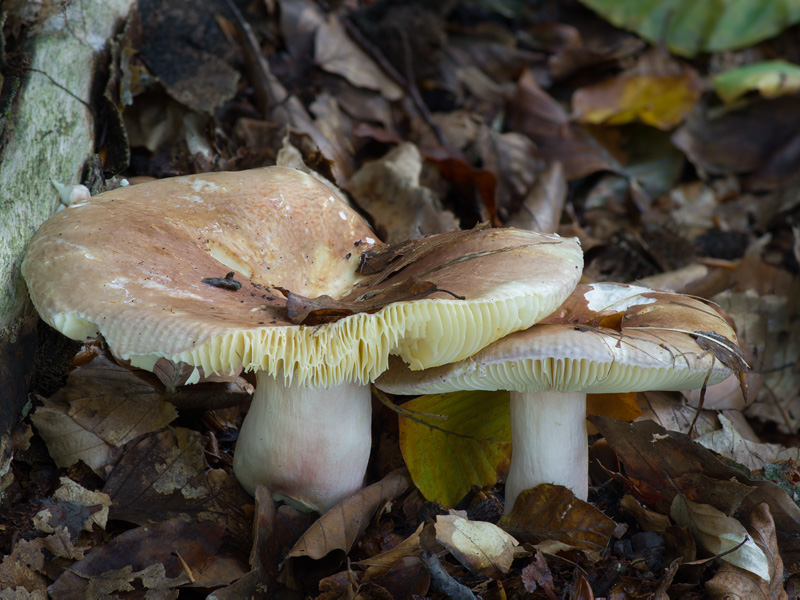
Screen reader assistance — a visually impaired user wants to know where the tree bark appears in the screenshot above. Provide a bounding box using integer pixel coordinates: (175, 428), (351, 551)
(0, 0), (135, 497)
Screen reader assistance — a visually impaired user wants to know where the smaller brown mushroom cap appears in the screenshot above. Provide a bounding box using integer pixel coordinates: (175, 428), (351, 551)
(377, 283), (744, 508)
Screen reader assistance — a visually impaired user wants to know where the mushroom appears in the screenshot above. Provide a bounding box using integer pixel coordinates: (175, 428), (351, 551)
(22, 166), (583, 512)
(376, 283), (743, 509)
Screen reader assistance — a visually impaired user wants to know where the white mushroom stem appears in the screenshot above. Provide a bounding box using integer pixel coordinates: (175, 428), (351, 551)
(233, 371), (372, 513)
(505, 391), (588, 512)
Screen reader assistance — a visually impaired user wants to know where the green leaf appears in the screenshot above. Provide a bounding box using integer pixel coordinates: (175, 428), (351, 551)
(713, 60), (800, 104)
(398, 390), (511, 507)
(579, 0), (800, 58)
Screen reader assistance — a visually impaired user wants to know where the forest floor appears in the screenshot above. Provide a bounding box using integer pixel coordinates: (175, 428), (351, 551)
(3, 0), (800, 598)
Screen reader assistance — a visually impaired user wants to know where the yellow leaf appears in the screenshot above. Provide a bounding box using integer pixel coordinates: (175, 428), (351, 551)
(587, 392), (641, 421)
(398, 390), (511, 507)
(573, 73), (702, 130)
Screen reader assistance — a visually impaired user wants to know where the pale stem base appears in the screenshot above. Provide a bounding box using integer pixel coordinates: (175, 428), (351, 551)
(505, 390), (588, 512)
(233, 372), (372, 513)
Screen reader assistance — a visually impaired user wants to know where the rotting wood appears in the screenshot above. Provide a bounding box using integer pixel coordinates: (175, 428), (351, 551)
(0, 0), (136, 501)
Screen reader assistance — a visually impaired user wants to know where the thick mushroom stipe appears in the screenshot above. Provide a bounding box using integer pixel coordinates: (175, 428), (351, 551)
(233, 373), (372, 511)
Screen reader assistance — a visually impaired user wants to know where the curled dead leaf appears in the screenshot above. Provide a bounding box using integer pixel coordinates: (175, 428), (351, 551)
(499, 484), (616, 552)
(284, 469), (411, 563)
(434, 514), (519, 577)
(671, 494), (770, 581)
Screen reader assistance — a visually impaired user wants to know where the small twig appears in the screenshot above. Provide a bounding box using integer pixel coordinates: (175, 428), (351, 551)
(339, 14), (447, 146)
(222, 0), (288, 114)
(684, 366), (711, 441)
(174, 551), (196, 583)
(420, 550), (477, 600)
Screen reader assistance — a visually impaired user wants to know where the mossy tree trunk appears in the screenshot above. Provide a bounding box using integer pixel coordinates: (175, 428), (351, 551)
(0, 0), (135, 497)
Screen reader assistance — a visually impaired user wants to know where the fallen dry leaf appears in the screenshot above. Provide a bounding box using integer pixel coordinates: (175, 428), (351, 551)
(505, 161), (566, 234)
(314, 13), (402, 101)
(355, 522), (426, 578)
(573, 72), (702, 130)
(51, 477), (111, 532)
(589, 415), (800, 566)
(434, 513), (518, 577)
(366, 556), (430, 598)
(705, 503), (788, 599)
(48, 518), (246, 596)
(347, 142), (458, 243)
(521, 549), (558, 599)
(499, 484), (616, 552)
(0, 538), (50, 596)
(618, 495), (671, 534)
(283, 469), (411, 563)
(103, 428), (239, 528)
(636, 390), (720, 437)
(30, 354), (179, 474)
(671, 493), (770, 581)
(509, 69), (621, 181)
(696, 414), (800, 472)
(587, 392), (642, 423)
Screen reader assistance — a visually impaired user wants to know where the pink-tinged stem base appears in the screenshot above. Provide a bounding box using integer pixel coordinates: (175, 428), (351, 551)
(505, 390), (588, 512)
(233, 371), (372, 513)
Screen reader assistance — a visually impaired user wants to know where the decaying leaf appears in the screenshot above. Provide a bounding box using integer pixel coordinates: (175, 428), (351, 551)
(588, 415), (800, 566)
(283, 277), (452, 325)
(347, 142), (459, 243)
(103, 428), (220, 525)
(573, 72), (702, 130)
(696, 414), (800, 473)
(314, 13), (402, 100)
(356, 222), (489, 277)
(284, 469), (411, 562)
(499, 484), (616, 552)
(434, 513), (518, 577)
(398, 390), (511, 507)
(48, 518), (245, 596)
(671, 493), (770, 581)
(521, 550), (558, 599)
(705, 503), (788, 599)
(354, 522), (427, 578)
(587, 392), (642, 423)
(509, 69), (621, 180)
(30, 354), (179, 473)
(0, 538), (49, 596)
(619, 495), (671, 534)
(51, 477), (111, 532)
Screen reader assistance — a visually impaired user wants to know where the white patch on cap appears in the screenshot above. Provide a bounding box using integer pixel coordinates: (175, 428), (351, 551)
(584, 283), (656, 311)
(338, 211), (347, 220)
(365, 237), (375, 244)
(191, 179), (218, 192)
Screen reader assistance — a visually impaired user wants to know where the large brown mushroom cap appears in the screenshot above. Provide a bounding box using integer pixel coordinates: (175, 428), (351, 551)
(23, 166), (583, 386)
(377, 283), (741, 394)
